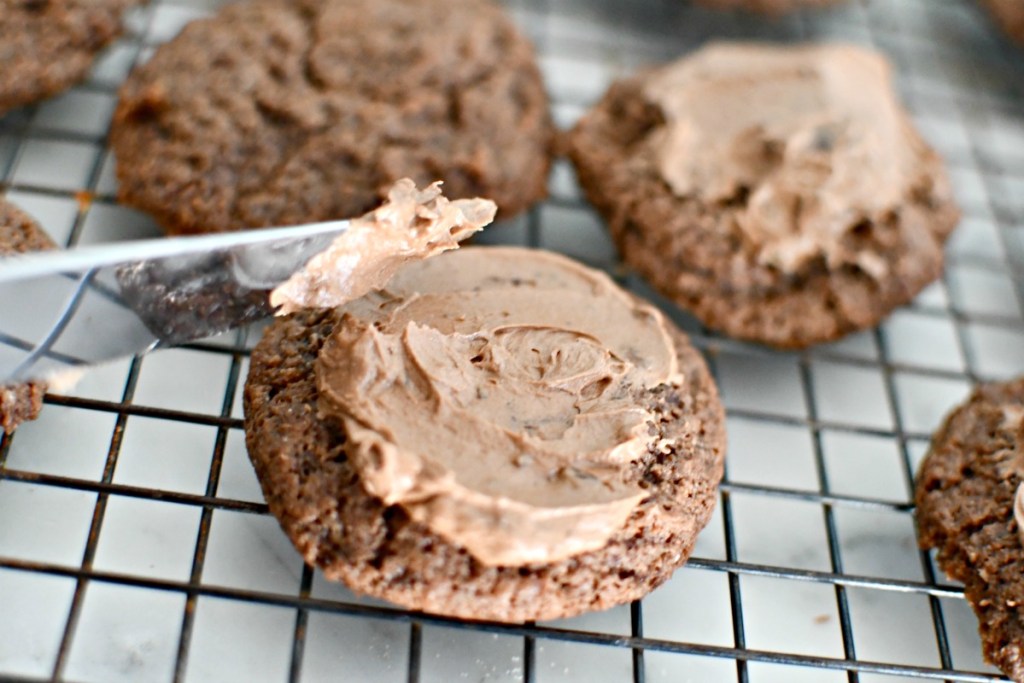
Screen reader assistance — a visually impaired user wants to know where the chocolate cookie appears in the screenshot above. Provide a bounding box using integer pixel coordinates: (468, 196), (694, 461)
(110, 0), (554, 236)
(979, 0), (1024, 46)
(915, 378), (1024, 682)
(693, 0), (844, 14)
(0, 0), (139, 117)
(243, 247), (725, 623)
(566, 43), (960, 349)
(0, 198), (56, 433)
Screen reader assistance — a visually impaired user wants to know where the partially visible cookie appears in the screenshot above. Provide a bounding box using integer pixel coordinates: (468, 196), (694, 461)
(111, 0), (554, 236)
(0, 0), (139, 116)
(979, 0), (1024, 46)
(567, 42), (960, 349)
(0, 198), (56, 433)
(243, 247), (725, 623)
(694, 0), (844, 14)
(915, 378), (1024, 683)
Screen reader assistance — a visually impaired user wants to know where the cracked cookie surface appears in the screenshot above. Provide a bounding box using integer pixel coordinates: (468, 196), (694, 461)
(110, 0), (554, 235)
(915, 377), (1024, 683)
(0, 0), (139, 116)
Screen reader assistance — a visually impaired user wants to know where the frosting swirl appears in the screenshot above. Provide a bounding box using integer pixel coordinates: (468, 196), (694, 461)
(643, 42), (937, 277)
(315, 247), (680, 566)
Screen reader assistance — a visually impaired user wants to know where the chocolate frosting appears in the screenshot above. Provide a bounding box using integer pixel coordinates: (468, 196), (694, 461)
(315, 247), (680, 566)
(643, 42), (936, 277)
(270, 179), (496, 315)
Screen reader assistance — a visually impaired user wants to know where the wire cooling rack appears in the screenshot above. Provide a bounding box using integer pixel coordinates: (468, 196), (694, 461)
(1, 0), (1023, 681)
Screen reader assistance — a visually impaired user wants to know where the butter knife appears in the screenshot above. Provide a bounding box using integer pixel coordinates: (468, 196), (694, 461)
(0, 220), (349, 385)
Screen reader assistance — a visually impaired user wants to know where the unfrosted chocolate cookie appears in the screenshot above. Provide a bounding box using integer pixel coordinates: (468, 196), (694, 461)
(915, 378), (1024, 682)
(567, 42), (960, 349)
(0, 198), (56, 433)
(110, 0), (554, 236)
(243, 247), (725, 623)
(979, 0), (1024, 46)
(0, 0), (139, 116)
(694, 0), (844, 14)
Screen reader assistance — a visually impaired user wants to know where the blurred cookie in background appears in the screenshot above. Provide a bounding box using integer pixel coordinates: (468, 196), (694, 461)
(111, 0), (555, 236)
(0, 0), (140, 116)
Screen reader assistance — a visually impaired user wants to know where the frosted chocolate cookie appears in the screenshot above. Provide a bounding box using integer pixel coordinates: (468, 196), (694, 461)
(0, 0), (139, 116)
(110, 0), (554, 236)
(979, 0), (1024, 45)
(915, 378), (1024, 682)
(694, 0), (844, 14)
(567, 42), (960, 349)
(0, 198), (56, 433)
(244, 245), (725, 622)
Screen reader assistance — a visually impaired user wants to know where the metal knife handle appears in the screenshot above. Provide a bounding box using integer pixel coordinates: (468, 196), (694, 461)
(0, 221), (348, 384)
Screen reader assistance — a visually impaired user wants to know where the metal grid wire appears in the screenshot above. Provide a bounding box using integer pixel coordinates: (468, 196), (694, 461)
(1, 0), (1023, 681)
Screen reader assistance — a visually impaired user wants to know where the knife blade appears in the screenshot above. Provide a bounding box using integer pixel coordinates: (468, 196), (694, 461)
(0, 220), (349, 385)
